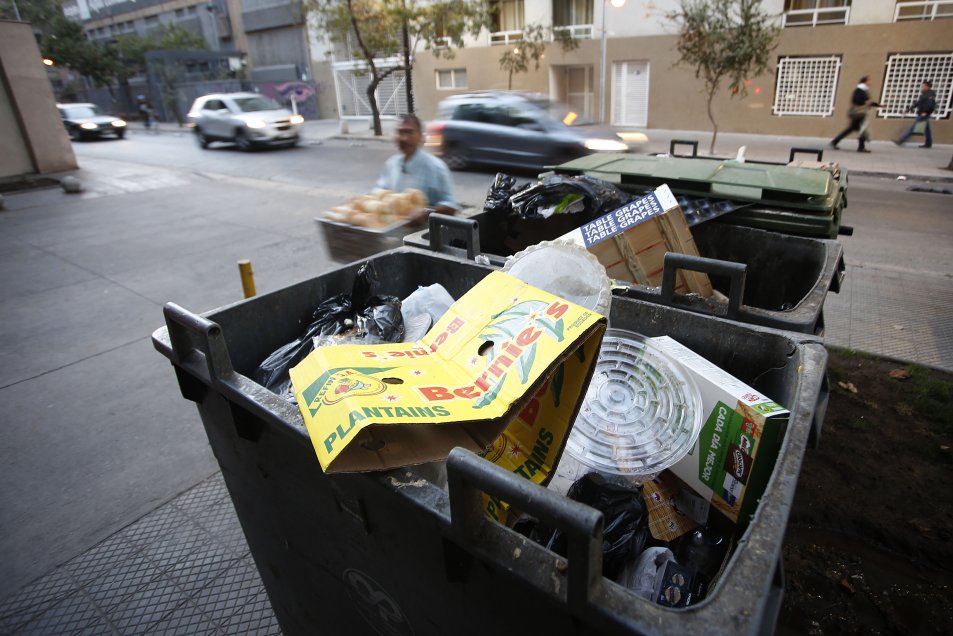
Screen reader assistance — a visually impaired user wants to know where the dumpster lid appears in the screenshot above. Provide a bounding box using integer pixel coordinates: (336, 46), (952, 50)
(556, 154), (839, 212)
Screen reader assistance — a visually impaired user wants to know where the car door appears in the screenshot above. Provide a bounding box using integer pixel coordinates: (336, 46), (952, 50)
(451, 103), (522, 167)
(201, 99), (229, 137)
(498, 105), (558, 168)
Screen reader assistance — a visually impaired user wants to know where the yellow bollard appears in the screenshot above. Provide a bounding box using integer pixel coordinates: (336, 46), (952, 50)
(238, 259), (257, 298)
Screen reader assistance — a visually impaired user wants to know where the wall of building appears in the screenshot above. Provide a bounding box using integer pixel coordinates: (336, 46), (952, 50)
(0, 20), (77, 177)
(311, 59), (339, 118)
(414, 19), (951, 144)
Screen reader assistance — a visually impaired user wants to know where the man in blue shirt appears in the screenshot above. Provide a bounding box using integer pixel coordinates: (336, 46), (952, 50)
(375, 114), (459, 225)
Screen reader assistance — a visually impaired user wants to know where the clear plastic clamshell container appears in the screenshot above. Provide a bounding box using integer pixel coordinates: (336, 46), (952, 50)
(502, 240), (612, 317)
(551, 329), (703, 494)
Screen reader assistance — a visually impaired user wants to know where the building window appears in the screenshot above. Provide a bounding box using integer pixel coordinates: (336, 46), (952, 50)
(490, 0), (524, 44)
(772, 56), (841, 116)
(878, 52), (952, 119)
(782, 0), (850, 27)
(553, 0), (593, 39)
(145, 15), (159, 27)
(436, 68), (467, 89)
(175, 8), (185, 18)
(894, 0), (953, 21)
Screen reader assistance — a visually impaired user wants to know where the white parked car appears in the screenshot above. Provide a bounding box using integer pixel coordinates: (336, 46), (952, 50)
(186, 92), (303, 151)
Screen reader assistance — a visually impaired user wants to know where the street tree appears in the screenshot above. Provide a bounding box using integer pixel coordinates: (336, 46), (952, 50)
(668, 0), (780, 154)
(498, 23), (577, 90)
(306, 0), (491, 136)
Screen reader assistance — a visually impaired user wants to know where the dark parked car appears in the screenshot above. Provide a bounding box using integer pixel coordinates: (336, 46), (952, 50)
(57, 103), (127, 140)
(424, 91), (645, 171)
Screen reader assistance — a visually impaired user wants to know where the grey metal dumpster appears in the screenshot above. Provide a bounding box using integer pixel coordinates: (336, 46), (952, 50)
(550, 151), (848, 239)
(153, 247), (827, 636)
(405, 213), (844, 335)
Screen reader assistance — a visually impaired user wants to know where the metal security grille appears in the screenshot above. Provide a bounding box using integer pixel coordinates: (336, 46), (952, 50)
(773, 56), (842, 116)
(334, 62), (411, 119)
(878, 53), (953, 118)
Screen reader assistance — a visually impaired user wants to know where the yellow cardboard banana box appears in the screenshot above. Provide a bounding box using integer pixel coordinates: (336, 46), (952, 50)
(289, 272), (607, 498)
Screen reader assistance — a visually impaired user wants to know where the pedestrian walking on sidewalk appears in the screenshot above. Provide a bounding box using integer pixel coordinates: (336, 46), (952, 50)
(137, 96), (158, 134)
(831, 76), (876, 153)
(895, 80), (936, 148)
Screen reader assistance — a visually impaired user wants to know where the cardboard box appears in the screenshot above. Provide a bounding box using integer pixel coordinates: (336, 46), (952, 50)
(559, 185), (712, 297)
(289, 272), (607, 500)
(650, 336), (789, 529)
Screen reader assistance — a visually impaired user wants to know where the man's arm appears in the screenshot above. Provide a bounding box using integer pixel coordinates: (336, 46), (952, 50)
(429, 157), (459, 213)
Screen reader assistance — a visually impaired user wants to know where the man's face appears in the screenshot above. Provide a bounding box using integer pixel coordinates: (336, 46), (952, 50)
(922, 83), (930, 93)
(396, 120), (421, 156)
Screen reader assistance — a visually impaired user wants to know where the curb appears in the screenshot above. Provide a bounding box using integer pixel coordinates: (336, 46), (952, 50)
(328, 134), (393, 144)
(847, 170), (953, 184)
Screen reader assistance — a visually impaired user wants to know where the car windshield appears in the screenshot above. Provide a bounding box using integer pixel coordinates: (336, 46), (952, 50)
(233, 97), (282, 113)
(63, 105), (103, 118)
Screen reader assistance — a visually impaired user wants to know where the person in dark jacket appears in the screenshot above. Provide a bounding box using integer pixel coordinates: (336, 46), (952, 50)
(831, 76), (875, 153)
(895, 80), (937, 148)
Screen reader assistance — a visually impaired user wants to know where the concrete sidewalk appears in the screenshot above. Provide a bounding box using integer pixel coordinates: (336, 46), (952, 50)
(1, 121), (951, 635)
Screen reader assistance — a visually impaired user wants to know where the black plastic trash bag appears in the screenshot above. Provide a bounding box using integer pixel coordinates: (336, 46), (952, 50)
(514, 472), (650, 580)
(483, 173), (525, 215)
(252, 263), (403, 400)
(509, 174), (635, 220)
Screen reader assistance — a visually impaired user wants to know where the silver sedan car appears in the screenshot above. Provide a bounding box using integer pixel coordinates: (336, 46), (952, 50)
(186, 92), (303, 151)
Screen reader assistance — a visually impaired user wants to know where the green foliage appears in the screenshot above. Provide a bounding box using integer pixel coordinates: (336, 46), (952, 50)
(304, 0), (490, 134)
(905, 365), (953, 431)
(668, 0), (780, 153)
(0, 0), (62, 23)
(498, 22), (578, 90)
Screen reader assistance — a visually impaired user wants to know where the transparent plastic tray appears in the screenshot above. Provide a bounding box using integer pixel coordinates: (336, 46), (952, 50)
(554, 329), (703, 491)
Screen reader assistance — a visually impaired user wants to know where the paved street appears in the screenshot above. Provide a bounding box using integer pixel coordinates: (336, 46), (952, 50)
(0, 121), (950, 634)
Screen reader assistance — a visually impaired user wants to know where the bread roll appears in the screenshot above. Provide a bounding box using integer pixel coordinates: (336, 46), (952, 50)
(350, 212), (372, 227)
(352, 195), (375, 213)
(363, 200), (383, 217)
(375, 189), (393, 201)
(405, 188), (427, 207)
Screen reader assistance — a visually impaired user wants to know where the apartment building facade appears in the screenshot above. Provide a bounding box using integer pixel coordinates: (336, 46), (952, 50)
(311, 0), (952, 143)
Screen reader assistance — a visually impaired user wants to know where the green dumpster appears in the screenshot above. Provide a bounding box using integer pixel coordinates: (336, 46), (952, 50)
(553, 153), (847, 239)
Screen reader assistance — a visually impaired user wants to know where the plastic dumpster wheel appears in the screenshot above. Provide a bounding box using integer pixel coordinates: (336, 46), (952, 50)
(195, 128), (210, 149)
(444, 143), (470, 171)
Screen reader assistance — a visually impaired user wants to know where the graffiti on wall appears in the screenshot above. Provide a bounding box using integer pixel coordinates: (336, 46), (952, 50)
(256, 81), (322, 119)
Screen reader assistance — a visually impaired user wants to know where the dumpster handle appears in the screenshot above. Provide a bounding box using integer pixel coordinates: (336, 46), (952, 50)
(669, 139), (698, 157)
(428, 213), (481, 261)
(446, 447), (604, 610)
(789, 147), (824, 162)
(661, 253), (747, 319)
(162, 302), (234, 384)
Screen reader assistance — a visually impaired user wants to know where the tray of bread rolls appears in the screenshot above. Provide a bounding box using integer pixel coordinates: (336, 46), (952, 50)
(317, 188), (427, 262)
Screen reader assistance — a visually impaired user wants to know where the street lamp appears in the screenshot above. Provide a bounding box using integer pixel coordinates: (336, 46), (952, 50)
(598, 0), (625, 123)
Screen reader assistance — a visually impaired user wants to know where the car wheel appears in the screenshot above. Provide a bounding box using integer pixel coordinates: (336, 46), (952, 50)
(443, 142), (470, 171)
(195, 127), (210, 149)
(116, 129), (126, 140)
(68, 127), (81, 141)
(234, 129), (253, 152)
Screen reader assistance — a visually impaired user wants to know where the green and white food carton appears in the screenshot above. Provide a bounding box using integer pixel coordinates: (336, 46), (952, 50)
(651, 336), (790, 530)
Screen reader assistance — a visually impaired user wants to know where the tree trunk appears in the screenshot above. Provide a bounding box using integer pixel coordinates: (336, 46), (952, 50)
(401, 11), (414, 113)
(508, 70), (513, 91)
(367, 79), (383, 137)
(706, 88), (718, 155)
